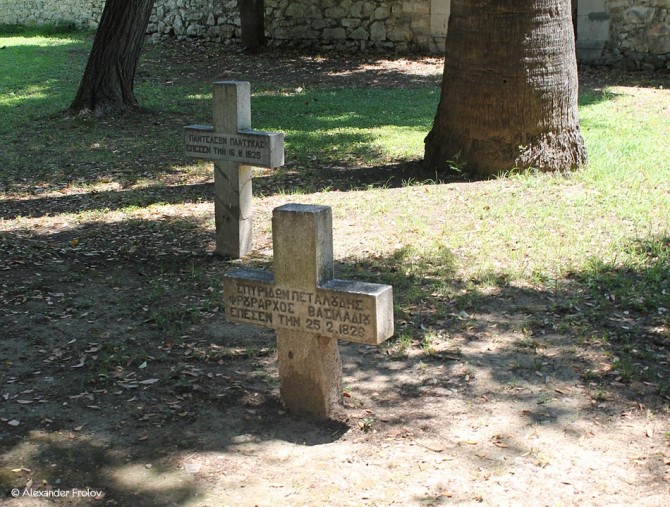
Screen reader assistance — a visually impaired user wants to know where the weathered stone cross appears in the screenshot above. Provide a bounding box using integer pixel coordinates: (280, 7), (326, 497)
(184, 81), (284, 258)
(223, 204), (395, 420)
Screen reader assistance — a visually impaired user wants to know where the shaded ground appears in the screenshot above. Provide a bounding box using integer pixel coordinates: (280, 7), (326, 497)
(1, 41), (669, 506)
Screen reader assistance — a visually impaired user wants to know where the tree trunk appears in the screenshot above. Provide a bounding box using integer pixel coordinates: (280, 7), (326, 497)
(69, 0), (155, 116)
(239, 0), (266, 53)
(424, 0), (587, 176)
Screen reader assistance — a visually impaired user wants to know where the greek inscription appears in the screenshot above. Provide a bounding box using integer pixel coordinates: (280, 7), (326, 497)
(226, 281), (374, 341)
(229, 307), (273, 324)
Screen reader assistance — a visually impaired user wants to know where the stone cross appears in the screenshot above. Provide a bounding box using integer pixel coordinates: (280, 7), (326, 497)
(223, 204), (394, 420)
(184, 81), (284, 258)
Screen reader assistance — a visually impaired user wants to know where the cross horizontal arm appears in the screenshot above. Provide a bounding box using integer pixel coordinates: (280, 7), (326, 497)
(223, 268), (394, 345)
(184, 125), (284, 167)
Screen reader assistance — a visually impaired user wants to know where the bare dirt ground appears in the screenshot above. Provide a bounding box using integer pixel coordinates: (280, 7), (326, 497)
(1, 42), (670, 506)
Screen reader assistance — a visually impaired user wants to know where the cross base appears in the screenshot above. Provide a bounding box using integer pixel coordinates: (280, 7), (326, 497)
(277, 331), (343, 420)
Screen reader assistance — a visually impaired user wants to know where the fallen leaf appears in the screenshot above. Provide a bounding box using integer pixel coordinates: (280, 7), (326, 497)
(71, 357), (86, 368)
(139, 378), (159, 385)
(8, 420), (20, 427)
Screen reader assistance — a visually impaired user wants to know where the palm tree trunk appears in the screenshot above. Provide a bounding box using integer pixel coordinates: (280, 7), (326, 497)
(424, 0), (587, 176)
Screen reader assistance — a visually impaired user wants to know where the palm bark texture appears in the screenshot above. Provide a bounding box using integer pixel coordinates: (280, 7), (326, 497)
(424, 0), (587, 176)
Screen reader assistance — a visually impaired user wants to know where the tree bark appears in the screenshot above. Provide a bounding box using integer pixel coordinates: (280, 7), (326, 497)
(424, 0), (587, 176)
(69, 0), (155, 116)
(239, 0), (266, 53)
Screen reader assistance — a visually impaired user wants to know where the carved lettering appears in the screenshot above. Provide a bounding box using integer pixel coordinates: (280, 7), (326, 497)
(223, 277), (385, 345)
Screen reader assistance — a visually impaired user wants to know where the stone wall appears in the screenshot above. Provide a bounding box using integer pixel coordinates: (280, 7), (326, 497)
(0, 0), (430, 51)
(0, 0), (102, 29)
(1, 0), (668, 64)
(0, 0), (431, 51)
(149, 0), (239, 41)
(577, 0), (669, 68)
(148, 0), (432, 51)
(264, 0), (431, 51)
(606, 0), (670, 69)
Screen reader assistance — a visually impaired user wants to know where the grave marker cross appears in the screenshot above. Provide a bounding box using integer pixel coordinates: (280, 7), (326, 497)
(223, 204), (394, 420)
(184, 81), (284, 258)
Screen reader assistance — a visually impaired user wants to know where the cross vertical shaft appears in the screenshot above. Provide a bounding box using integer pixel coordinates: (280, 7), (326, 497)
(273, 205), (343, 420)
(213, 82), (252, 258)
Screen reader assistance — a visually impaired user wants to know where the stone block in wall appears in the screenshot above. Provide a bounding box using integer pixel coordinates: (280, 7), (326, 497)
(285, 4), (304, 17)
(388, 25), (410, 42)
(207, 25), (221, 37)
(325, 6), (347, 19)
(311, 19), (328, 30)
(350, 26), (369, 39)
(362, 2), (376, 17)
(305, 5), (323, 18)
(624, 6), (656, 25)
(187, 24), (204, 36)
(370, 20), (386, 40)
(273, 27), (290, 39)
(173, 14), (185, 35)
(374, 6), (390, 20)
(649, 22), (670, 52)
(342, 18), (361, 28)
(323, 27), (346, 39)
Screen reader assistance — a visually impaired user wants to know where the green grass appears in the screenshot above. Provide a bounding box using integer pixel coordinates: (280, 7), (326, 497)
(0, 32), (89, 132)
(254, 87), (438, 166)
(0, 21), (81, 36)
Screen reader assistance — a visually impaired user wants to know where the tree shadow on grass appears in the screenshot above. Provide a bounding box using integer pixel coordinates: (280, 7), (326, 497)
(340, 235), (670, 408)
(0, 159), (462, 221)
